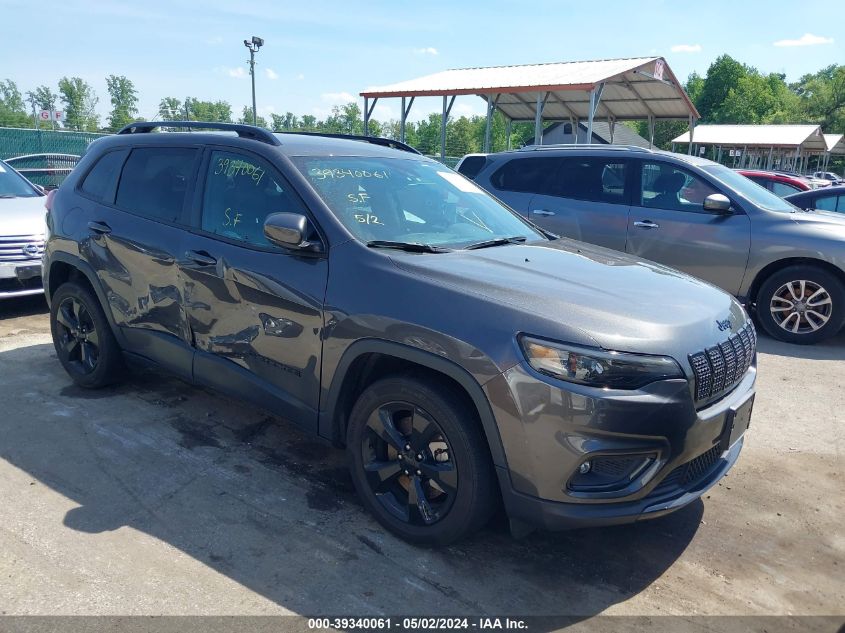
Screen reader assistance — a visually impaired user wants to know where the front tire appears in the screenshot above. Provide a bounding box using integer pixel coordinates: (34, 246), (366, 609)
(756, 265), (845, 344)
(346, 374), (497, 545)
(50, 281), (124, 388)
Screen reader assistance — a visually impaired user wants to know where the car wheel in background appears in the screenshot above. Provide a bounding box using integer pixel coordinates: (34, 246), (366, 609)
(756, 265), (845, 344)
(346, 374), (497, 545)
(50, 281), (124, 388)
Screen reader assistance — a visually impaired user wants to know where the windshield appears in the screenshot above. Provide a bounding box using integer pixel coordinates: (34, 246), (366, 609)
(0, 161), (40, 198)
(292, 156), (545, 248)
(703, 165), (798, 213)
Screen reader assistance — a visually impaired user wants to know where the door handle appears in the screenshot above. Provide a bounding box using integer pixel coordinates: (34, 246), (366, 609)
(87, 220), (112, 235)
(532, 209), (556, 216)
(633, 220), (660, 229)
(184, 250), (217, 266)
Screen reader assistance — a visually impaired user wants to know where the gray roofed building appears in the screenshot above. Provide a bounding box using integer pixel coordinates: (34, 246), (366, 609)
(528, 120), (651, 148)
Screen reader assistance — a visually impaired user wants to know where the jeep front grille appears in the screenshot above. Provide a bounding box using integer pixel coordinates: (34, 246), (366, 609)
(689, 322), (756, 404)
(0, 235), (45, 263)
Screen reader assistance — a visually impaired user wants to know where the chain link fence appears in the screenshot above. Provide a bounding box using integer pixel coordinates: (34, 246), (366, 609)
(0, 127), (106, 186)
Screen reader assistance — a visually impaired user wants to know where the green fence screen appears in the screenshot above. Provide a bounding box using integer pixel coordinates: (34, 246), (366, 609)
(0, 127), (106, 161)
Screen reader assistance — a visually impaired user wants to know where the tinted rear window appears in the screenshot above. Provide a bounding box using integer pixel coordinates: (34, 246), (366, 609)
(456, 155), (487, 180)
(490, 157), (557, 193)
(115, 147), (197, 222)
(549, 157), (629, 204)
(80, 150), (127, 203)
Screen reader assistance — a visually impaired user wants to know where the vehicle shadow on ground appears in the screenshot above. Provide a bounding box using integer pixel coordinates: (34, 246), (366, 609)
(0, 294), (48, 320)
(0, 342), (704, 625)
(755, 327), (845, 361)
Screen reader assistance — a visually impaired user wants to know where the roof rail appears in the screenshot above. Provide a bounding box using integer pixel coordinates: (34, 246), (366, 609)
(518, 144), (651, 153)
(280, 131), (421, 155)
(117, 121), (280, 146)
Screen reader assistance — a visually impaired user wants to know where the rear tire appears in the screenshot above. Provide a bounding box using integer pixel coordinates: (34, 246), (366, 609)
(756, 265), (845, 344)
(346, 374), (497, 545)
(50, 281), (124, 388)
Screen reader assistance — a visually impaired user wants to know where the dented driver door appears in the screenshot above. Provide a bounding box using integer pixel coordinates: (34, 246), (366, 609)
(179, 147), (327, 431)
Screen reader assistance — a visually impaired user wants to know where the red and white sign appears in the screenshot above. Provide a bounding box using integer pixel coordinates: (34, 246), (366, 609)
(38, 110), (63, 122)
(654, 59), (665, 81)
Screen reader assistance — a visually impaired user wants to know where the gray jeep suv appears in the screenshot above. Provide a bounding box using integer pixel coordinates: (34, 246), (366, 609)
(44, 122), (756, 544)
(458, 146), (845, 344)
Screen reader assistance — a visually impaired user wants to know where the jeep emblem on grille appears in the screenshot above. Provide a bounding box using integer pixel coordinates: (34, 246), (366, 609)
(22, 244), (39, 257)
(716, 318), (732, 332)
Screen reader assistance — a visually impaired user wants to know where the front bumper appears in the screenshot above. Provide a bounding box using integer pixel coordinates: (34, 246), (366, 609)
(485, 359), (756, 530)
(0, 261), (44, 299)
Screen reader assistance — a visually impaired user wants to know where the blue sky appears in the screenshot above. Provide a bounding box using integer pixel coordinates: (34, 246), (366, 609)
(1, 0), (841, 124)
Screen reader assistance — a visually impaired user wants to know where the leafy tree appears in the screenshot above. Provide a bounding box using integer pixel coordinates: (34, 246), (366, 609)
(238, 105), (268, 128)
(792, 65), (845, 132)
(27, 85), (59, 112)
(158, 97), (184, 120)
(299, 115), (318, 130)
(0, 79), (31, 127)
(105, 75), (139, 131)
(187, 98), (233, 123)
(695, 55), (747, 121)
(58, 76), (99, 131)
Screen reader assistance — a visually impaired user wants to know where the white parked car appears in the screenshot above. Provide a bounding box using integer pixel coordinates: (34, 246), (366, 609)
(0, 159), (47, 298)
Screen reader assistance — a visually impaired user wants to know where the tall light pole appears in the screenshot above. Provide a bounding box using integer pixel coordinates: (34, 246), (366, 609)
(243, 36), (264, 126)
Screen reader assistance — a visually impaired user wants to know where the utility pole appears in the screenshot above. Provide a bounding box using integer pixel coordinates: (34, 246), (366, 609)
(243, 36), (264, 126)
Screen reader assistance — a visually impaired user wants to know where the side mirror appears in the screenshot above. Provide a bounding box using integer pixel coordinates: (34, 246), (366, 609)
(264, 212), (322, 253)
(703, 193), (732, 214)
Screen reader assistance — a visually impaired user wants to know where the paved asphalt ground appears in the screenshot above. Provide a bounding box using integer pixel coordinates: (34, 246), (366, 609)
(0, 295), (842, 622)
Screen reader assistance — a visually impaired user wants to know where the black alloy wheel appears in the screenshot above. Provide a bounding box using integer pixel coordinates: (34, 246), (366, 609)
(361, 401), (458, 526)
(347, 375), (497, 545)
(50, 281), (124, 388)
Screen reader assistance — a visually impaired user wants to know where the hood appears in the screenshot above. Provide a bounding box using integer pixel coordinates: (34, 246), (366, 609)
(0, 195), (47, 237)
(390, 238), (747, 358)
(787, 208), (845, 232)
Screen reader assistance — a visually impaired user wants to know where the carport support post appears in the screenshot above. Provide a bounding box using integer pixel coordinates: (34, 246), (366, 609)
(399, 96), (415, 144)
(505, 117), (512, 151)
(688, 114), (695, 155)
(648, 115), (655, 149)
(484, 94), (498, 153)
(440, 95), (455, 161)
(586, 83), (604, 145)
(533, 92), (544, 145)
(363, 97), (369, 137)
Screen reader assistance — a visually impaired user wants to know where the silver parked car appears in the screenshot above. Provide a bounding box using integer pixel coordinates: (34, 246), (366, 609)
(458, 146), (845, 344)
(0, 159), (47, 299)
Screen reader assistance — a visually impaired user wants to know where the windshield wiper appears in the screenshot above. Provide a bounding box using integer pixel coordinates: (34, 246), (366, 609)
(367, 240), (452, 253)
(0, 194), (18, 199)
(463, 236), (528, 250)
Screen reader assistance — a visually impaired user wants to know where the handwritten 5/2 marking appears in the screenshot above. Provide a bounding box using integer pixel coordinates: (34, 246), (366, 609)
(353, 213), (383, 225)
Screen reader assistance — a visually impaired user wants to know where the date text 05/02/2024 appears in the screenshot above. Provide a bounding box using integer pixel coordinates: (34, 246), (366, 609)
(307, 618), (528, 630)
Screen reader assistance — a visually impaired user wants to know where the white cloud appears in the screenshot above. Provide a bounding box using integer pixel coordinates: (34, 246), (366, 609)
(295, 73), (305, 81)
(264, 68), (279, 80)
(413, 47), (439, 56)
(321, 91), (356, 104)
(216, 66), (247, 79)
(373, 103), (396, 120)
(773, 33), (834, 47)
(670, 44), (702, 53)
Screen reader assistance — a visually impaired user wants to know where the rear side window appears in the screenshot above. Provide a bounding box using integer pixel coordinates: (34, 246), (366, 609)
(456, 155), (487, 180)
(80, 150), (127, 203)
(548, 157), (629, 204)
(771, 181), (801, 196)
(814, 195), (843, 212)
(490, 157), (557, 193)
(115, 147), (197, 222)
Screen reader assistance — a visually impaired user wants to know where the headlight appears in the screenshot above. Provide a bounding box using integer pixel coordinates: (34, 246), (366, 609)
(519, 336), (683, 389)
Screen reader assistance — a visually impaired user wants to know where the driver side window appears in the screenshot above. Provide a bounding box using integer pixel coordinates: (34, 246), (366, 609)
(201, 150), (306, 246)
(641, 162), (719, 213)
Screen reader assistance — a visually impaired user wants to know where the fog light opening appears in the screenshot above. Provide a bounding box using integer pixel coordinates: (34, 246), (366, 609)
(579, 461), (592, 474)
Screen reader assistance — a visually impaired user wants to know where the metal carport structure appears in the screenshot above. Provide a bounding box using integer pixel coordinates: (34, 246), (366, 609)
(360, 57), (698, 158)
(670, 124), (828, 172)
(821, 134), (845, 172)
